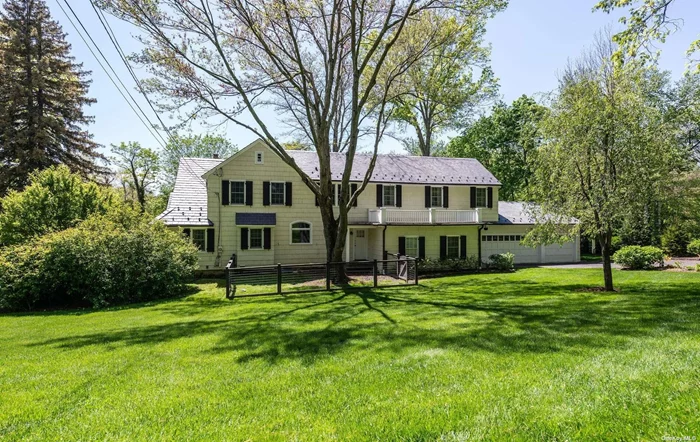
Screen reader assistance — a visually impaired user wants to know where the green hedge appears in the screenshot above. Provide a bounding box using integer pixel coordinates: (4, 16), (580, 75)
(687, 239), (700, 257)
(0, 216), (198, 311)
(488, 253), (515, 271)
(612, 246), (664, 270)
(417, 257), (480, 273)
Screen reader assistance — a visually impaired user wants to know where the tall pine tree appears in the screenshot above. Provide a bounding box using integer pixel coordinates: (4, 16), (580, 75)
(0, 0), (105, 195)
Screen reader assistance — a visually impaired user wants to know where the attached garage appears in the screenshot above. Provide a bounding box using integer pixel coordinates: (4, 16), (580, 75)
(486, 202), (580, 265)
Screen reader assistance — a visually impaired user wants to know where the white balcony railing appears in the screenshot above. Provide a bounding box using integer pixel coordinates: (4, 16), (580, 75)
(366, 208), (481, 224)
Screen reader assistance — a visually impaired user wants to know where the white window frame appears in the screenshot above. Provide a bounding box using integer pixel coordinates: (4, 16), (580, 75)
(249, 228), (263, 249)
(431, 186), (443, 208)
(405, 236), (419, 258)
(270, 182), (286, 206)
(255, 151), (264, 164)
(383, 184), (396, 207)
(446, 235), (460, 259)
(230, 181), (246, 205)
(192, 228), (206, 251)
(475, 187), (487, 208)
(290, 221), (312, 245)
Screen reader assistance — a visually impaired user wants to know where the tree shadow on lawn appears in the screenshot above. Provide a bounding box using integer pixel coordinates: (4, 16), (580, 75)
(27, 276), (700, 364)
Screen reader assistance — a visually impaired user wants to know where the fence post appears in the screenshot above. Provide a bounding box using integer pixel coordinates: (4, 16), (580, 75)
(373, 259), (378, 288)
(414, 259), (419, 285)
(225, 268), (231, 298)
(277, 263), (282, 294)
(326, 262), (331, 291)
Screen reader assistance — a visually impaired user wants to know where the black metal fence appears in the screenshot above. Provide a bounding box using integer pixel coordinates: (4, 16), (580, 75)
(225, 257), (417, 298)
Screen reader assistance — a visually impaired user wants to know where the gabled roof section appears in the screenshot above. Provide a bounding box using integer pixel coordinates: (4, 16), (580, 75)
(498, 202), (579, 225)
(156, 157), (222, 226)
(200, 138), (500, 186)
(284, 151), (501, 186)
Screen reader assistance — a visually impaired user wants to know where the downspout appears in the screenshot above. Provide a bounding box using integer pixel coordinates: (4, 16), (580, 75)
(214, 168), (223, 268)
(382, 225), (388, 259)
(478, 224), (485, 269)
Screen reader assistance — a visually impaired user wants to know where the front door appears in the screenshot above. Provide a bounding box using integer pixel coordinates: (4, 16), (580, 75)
(353, 229), (368, 261)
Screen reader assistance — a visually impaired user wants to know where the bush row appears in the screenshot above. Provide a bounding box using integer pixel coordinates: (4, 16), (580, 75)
(0, 216), (198, 311)
(415, 253), (515, 274)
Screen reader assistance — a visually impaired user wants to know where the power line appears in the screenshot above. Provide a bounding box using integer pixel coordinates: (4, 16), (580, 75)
(88, 0), (175, 143)
(55, 0), (168, 148)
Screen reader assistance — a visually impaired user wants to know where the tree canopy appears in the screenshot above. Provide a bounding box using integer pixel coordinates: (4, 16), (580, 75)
(0, 0), (105, 196)
(446, 95), (547, 200)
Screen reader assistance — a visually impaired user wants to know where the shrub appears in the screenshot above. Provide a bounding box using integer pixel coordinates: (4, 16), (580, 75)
(488, 253), (515, 271)
(417, 257), (480, 274)
(661, 224), (693, 257)
(0, 216), (198, 311)
(0, 166), (123, 246)
(687, 239), (700, 257)
(612, 246), (664, 270)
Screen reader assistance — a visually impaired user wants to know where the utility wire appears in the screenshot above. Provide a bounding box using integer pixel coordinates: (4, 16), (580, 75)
(55, 0), (168, 148)
(88, 0), (175, 143)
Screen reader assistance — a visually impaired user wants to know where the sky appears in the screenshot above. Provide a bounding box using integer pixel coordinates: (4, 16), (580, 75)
(45, 0), (700, 157)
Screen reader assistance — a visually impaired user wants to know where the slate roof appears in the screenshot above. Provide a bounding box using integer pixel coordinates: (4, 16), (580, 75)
(156, 158), (222, 226)
(285, 151), (500, 185)
(497, 202), (578, 225)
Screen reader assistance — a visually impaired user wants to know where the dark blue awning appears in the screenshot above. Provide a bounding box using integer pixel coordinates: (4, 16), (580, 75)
(235, 213), (277, 226)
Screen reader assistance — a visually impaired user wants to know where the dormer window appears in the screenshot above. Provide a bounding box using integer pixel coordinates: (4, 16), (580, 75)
(255, 151), (264, 164)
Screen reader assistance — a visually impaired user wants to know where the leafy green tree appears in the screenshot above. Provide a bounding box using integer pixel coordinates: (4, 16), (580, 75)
(446, 95), (547, 200)
(526, 34), (688, 291)
(384, 11), (501, 156)
(0, 0), (105, 196)
(595, 0), (700, 70)
(160, 133), (237, 192)
(111, 142), (160, 212)
(0, 165), (121, 245)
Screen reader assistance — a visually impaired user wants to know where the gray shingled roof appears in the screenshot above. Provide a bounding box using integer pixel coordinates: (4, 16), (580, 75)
(285, 151), (500, 185)
(157, 158), (222, 226)
(497, 202), (579, 225)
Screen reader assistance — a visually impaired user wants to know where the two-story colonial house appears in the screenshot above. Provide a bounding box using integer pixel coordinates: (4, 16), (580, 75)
(157, 139), (580, 270)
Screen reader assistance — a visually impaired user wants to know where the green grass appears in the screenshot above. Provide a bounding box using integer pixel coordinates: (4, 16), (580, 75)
(1, 268), (699, 441)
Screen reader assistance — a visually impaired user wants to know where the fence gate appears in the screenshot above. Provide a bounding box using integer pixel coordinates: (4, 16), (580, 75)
(397, 257), (408, 281)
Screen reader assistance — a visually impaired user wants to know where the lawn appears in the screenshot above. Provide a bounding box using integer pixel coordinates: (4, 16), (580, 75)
(1, 268), (699, 441)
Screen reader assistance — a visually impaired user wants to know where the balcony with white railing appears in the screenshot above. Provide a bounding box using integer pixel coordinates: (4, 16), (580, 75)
(365, 208), (481, 225)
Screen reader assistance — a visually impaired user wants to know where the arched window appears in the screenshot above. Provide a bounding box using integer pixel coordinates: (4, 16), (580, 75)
(290, 221), (312, 244)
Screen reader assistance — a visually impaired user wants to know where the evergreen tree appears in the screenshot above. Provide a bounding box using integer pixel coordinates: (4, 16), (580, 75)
(0, 0), (105, 196)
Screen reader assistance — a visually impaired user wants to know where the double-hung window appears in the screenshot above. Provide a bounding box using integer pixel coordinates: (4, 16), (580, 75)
(383, 185), (396, 207)
(405, 236), (419, 258)
(446, 236), (460, 258)
(230, 181), (245, 205)
(249, 228), (263, 249)
(270, 182), (285, 205)
(192, 229), (206, 251)
(475, 188), (487, 207)
(431, 186), (443, 207)
(291, 222), (312, 244)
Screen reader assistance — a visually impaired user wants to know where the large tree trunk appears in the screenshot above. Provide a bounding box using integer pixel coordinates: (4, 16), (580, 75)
(599, 228), (614, 291)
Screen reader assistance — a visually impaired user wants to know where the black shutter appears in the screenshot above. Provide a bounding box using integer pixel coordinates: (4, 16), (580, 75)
(285, 182), (292, 206)
(418, 237), (426, 259)
(398, 236), (406, 256)
(183, 228), (190, 238)
(263, 181), (270, 206)
(487, 187), (493, 208)
(221, 180), (230, 205)
(439, 236), (447, 260)
(240, 228), (249, 250)
(263, 227), (272, 250)
(396, 185), (402, 207)
(425, 186), (431, 208)
(351, 183), (358, 207)
(245, 180), (253, 206)
(207, 228), (215, 253)
(376, 184), (383, 207)
(470, 187), (477, 208)
(443, 186), (449, 208)
(460, 235), (467, 259)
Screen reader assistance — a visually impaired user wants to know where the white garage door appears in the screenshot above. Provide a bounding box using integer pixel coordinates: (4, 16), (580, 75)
(482, 234), (539, 264)
(482, 233), (577, 264)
